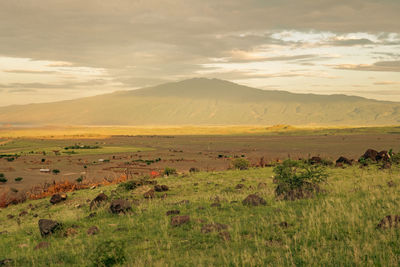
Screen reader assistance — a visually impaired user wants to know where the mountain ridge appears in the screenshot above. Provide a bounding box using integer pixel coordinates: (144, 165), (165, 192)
(0, 78), (399, 126)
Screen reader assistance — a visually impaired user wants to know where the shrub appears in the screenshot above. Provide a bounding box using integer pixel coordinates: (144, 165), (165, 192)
(52, 169), (60, 175)
(14, 177), (23, 182)
(273, 159), (328, 200)
(118, 180), (140, 191)
(41, 158), (46, 162)
(189, 167), (199, 173)
(163, 167), (177, 176)
(232, 158), (250, 170)
(0, 173), (4, 178)
(0, 177), (7, 183)
(90, 240), (125, 267)
(75, 176), (83, 183)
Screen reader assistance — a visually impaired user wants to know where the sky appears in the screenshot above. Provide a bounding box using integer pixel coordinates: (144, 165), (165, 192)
(0, 0), (399, 106)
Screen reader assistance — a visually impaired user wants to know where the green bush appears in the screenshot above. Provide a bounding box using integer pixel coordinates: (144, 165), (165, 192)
(118, 180), (140, 191)
(273, 159), (328, 200)
(232, 158), (250, 170)
(90, 240), (125, 267)
(0, 177), (7, 183)
(52, 169), (60, 175)
(0, 173), (4, 178)
(76, 176), (83, 183)
(163, 167), (177, 176)
(14, 177), (23, 182)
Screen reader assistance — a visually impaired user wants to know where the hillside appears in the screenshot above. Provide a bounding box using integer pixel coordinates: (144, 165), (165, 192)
(0, 78), (399, 126)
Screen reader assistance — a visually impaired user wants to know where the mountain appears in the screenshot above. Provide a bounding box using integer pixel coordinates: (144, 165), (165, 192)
(1, 78), (399, 126)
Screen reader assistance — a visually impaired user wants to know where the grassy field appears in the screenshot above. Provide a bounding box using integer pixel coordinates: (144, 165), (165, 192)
(1, 125), (400, 138)
(1, 165), (399, 266)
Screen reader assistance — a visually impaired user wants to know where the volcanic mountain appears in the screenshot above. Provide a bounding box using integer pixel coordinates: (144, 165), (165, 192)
(0, 78), (399, 126)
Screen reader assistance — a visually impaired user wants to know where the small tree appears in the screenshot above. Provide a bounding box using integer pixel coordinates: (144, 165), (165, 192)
(52, 169), (60, 175)
(273, 159), (327, 200)
(232, 158), (250, 170)
(14, 177), (23, 182)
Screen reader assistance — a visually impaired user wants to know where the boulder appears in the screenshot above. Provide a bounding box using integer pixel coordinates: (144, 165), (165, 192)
(87, 226), (99, 235)
(376, 151), (390, 162)
(109, 199), (131, 214)
(242, 194), (266, 206)
(143, 189), (155, 199)
(336, 156), (352, 166)
(154, 185), (169, 192)
(235, 184), (245, 189)
(38, 219), (61, 237)
(90, 193), (108, 210)
(50, 193), (67, 205)
(309, 156), (322, 165)
(359, 149), (378, 162)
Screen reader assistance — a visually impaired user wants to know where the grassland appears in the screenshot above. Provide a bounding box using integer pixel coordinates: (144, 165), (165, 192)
(1, 165), (399, 266)
(1, 125), (400, 139)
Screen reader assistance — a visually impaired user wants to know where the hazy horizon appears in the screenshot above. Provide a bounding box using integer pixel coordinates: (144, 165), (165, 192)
(0, 1), (399, 106)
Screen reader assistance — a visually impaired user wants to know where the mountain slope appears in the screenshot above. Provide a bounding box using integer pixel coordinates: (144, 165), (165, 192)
(0, 78), (399, 126)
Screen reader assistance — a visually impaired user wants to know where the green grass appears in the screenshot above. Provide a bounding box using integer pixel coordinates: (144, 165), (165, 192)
(0, 139), (152, 156)
(1, 166), (400, 266)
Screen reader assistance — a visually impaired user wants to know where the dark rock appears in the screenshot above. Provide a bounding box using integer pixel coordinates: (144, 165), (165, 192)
(171, 215), (190, 226)
(87, 212), (97, 218)
(109, 199), (131, 214)
(387, 180), (397, 187)
(19, 211), (28, 217)
(38, 219), (61, 237)
(87, 226), (99, 235)
(33, 214), (38, 218)
(211, 202), (221, 208)
(309, 156), (322, 165)
(336, 156), (352, 166)
(279, 221), (289, 228)
(6, 214), (14, 220)
(201, 223), (228, 233)
(242, 194), (266, 206)
(235, 184), (245, 189)
(63, 228), (78, 237)
(50, 193), (67, 205)
(90, 193), (108, 210)
(143, 189), (155, 199)
(154, 185), (169, 192)
(377, 150), (390, 162)
(161, 185), (169, 191)
(377, 215), (400, 229)
(359, 149), (378, 162)
(166, 210), (180, 216)
(381, 162), (392, 170)
(34, 242), (49, 250)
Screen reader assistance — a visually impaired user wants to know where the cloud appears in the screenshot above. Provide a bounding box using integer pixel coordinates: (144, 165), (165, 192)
(334, 60), (400, 72)
(0, 79), (110, 91)
(3, 69), (58, 74)
(374, 81), (400, 85)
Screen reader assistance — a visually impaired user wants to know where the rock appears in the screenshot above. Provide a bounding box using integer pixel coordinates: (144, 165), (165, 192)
(50, 193), (67, 205)
(154, 185), (169, 192)
(63, 228), (78, 237)
(38, 219), (61, 237)
(34, 242), (49, 250)
(242, 194), (266, 206)
(201, 223), (228, 233)
(109, 199), (131, 214)
(18, 211), (28, 217)
(90, 193), (108, 210)
(0, 259), (13, 266)
(166, 210), (180, 216)
(377, 150), (390, 162)
(387, 180), (397, 187)
(279, 221), (289, 228)
(235, 184), (245, 189)
(33, 214), (38, 218)
(359, 149), (378, 162)
(143, 189), (155, 199)
(87, 212), (97, 218)
(87, 226), (99, 235)
(336, 156), (352, 166)
(219, 231), (231, 241)
(377, 215), (400, 229)
(171, 215), (190, 226)
(6, 214), (14, 220)
(257, 182), (267, 189)
(211, 202), (221, 208)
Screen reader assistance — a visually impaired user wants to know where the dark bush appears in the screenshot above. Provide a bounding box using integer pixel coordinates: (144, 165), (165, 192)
(14, 177), (23, 182)
(90, 240), (125, 267)
(232, 158), (250, 170)
(273, 159), (328, 200)
(76, 176), (83, 183)
(52, 169), (60, 175)
(0, 177), (7, 183)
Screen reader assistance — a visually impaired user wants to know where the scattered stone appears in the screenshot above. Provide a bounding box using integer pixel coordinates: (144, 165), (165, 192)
(242, 194), (266, 206)
(109, 199), (131, 214)
(235, 184), (245, 189)
(33, 214), (38, 218)
(336, 157), (353, 166)
(87, 226), (99, 235)
(50, 193), (67, 205)
(219, 231), (231, 241)
(64, 228), (78, 237)
(6, 214), (14, 220)
(90, 193), (108, 210)
(171, 215), (190, 226)
(359, 149), (378, 162)
(39, 219), (61, 237)
(279, 221), (289, 228)
(0, 259), (13, 266)
(143, 189), (155, 199)
(34, 242), (49, 250)
(166, 210), (180, 216)
(87, 212), (97, 218)
(201, 223), (228, 233)
(154, 185), (169, 192)
(211, 202), (221, 208)
(257, 182), (267, 189)
(377, 215), (400, 229)
(19, 211), (28, 217)
(387, 180), (397, 187)
(309, 156), (322, 165)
